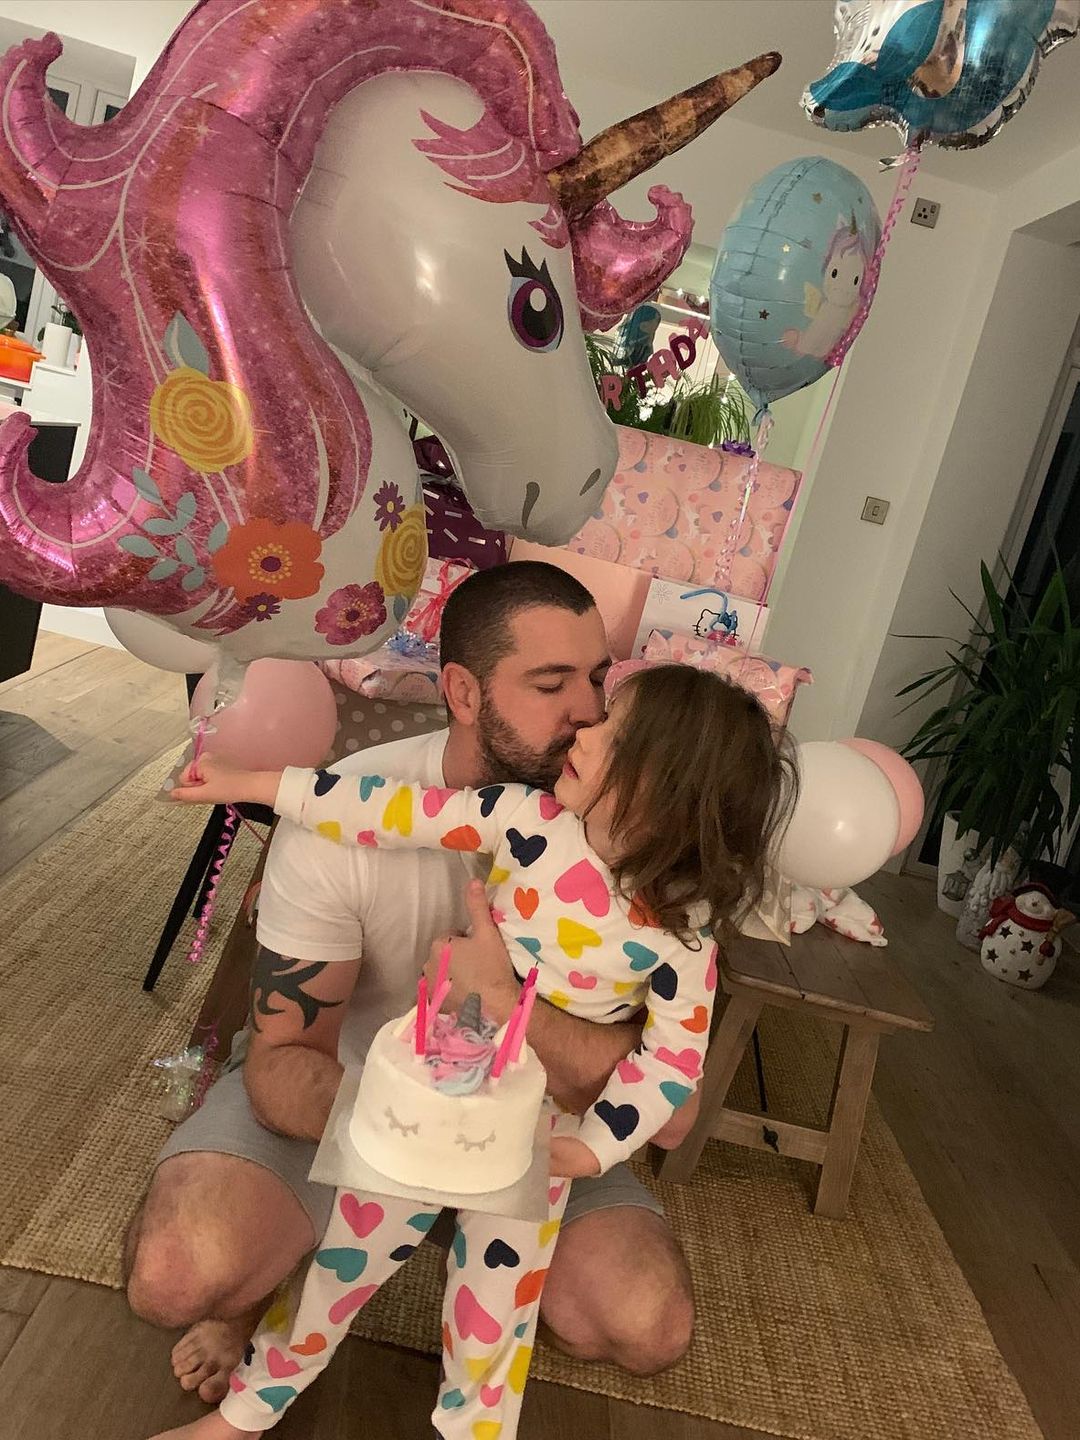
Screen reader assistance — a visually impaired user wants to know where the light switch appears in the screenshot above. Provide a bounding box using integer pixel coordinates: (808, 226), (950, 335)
(861, 496), (889, 525)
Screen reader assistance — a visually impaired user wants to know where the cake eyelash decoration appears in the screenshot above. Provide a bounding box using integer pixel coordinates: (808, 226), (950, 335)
(385, 1107), (420, 1136)
(456, 1131), (497, 1152)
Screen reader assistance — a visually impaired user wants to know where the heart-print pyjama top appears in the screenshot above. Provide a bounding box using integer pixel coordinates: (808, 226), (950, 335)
(274, 767), (718, 1173)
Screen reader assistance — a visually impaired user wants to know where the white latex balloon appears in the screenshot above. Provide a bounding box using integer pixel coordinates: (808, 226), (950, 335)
(105, 608), (218, 674)
(780, 740), (900, 890)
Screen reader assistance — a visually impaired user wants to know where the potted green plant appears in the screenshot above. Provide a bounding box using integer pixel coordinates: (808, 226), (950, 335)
(584, 332), (752, 448)
(898, 561), (1080, 949)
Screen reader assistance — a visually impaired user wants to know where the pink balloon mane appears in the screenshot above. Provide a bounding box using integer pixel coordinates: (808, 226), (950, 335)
(0, 0), (691, 636)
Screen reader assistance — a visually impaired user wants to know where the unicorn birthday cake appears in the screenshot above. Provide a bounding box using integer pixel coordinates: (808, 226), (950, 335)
(350, 982), (546, 1194)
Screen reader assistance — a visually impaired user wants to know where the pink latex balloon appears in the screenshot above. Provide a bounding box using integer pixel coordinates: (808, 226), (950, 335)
(191, 659), (337, 771)
(840, 738), (925, 855)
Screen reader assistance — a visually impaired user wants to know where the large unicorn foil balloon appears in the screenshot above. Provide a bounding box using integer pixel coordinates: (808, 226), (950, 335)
(0, 0), (779, 669)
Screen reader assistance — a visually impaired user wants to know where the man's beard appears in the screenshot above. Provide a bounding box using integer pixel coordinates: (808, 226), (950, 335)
(477, 690), (574, 791)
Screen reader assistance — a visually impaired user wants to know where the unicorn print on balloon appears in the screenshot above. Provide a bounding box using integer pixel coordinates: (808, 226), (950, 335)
(0, 0), (781, 680)
(781, 212), (874, 362)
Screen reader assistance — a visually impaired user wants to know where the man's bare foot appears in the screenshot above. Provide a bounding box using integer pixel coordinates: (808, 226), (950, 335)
(171, 1316), (257, 1404)
(149, 1414), (256, 1440)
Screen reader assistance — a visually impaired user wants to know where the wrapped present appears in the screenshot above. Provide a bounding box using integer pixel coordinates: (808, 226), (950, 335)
(320, 559), (473, 705)
(568, 427), (801, 601)
(631, 575), (768, 656)
(401, 557), (474, 644)
(424, 478), (509, 570)
(606, 629), (811, 726)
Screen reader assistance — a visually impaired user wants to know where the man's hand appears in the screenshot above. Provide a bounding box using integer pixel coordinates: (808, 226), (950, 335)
(424, 878), (520, 1025)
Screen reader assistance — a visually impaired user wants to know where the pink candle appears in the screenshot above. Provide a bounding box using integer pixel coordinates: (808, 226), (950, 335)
(415, 977), (428, 1057)
(491, 968), (538, 1079)
(510, 971), (540, 1064)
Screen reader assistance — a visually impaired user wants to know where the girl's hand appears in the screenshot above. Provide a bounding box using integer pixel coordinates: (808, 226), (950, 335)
(169, 755), (279, 809)
(549, 1135), (601, 1179)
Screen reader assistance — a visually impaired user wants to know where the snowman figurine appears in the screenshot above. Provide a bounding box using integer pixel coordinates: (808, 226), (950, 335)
(979, 882), (1075, 990)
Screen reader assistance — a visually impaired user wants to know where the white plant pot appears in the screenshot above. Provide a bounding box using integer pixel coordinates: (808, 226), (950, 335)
(40, 321), (69, 366)
(937, 812), (984, 917)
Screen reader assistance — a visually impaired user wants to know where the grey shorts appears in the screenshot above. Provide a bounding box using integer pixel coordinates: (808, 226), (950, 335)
(156, 1064), (665, 1238)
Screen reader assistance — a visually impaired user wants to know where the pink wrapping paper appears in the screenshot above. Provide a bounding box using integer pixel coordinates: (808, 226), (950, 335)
(567, 427), (801, 601)
(608, 629), (812, 726)
(509, 539), (651, 660)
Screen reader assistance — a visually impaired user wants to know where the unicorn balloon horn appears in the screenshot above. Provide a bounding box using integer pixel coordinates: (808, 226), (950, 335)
(548, 53), (782, 220)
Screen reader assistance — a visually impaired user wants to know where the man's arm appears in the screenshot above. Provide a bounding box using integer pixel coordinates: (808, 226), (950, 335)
(243, 945), (360, 1141)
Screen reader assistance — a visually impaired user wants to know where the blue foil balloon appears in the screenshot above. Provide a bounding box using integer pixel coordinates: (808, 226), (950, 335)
(709, 157), (881, 419)
(805, 0), (1080, 151)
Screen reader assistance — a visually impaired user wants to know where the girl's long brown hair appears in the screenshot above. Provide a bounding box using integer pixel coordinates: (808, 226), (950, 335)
(595, 665), (797, 946)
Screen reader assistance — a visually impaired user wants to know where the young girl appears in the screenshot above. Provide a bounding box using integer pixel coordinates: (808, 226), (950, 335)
(156, 664), (793, 1440)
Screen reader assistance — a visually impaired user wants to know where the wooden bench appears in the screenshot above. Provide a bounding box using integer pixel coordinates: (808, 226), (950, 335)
(655, 924), (933, 1218)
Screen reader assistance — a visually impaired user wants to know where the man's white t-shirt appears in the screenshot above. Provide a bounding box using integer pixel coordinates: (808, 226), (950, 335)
(256, 730), (483, 1069)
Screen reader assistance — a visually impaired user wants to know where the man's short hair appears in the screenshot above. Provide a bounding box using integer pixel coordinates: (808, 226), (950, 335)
(439, 561), (596, 683)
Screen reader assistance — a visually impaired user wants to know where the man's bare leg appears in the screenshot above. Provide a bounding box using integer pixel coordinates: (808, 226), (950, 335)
(538, 1205), (694, 1375)
(126, 1151), (317, 1403)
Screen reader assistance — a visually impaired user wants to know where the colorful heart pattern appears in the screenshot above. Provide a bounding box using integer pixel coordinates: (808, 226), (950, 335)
(289, 1332), (327, 1356)
(256, 1385), (297, 1413)
(315, 820), (342, 843)
(315, 1246), (367, 1283)
(441, 824), (482, 851)
(537, 793), (564, 820)
(422, 786), (456, 816)
(514, 886), (539, 919)
(507, 828), (547, 867)
(327, 1284), (378, 1325)
(513, 1269), (547, 1307)
(478, 784), (505, 817)
(660, 1080), (694, 1109)
(616, 1057), (645, 1084)
(567, 969), (597, 989)
(556, 917), (601, 960)
(358, 774), (385, 802)
(455, 1284), (504, 1344)
(313, 770), (340, 796)
(650, 962), (679, 1001)
(623, 940), (659, 971)
(381, 786), (413, 835)
(265, 1346), (301, 1380)
(656, 1046), (702, 1079)
(681, 1004), (709, 1033)
(594, 1099), (640, 1141)
(484, 1238), (520, 1269)
(553, 859), (610, 917)
(339, 1194), (384, 1239)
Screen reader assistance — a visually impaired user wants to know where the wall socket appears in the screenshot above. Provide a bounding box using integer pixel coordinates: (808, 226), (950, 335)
(861, 496), (890, 525)
(911, 197), (940, 228)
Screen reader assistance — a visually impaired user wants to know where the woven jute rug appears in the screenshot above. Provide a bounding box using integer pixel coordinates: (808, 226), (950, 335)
(0, 752), (1042, 1439)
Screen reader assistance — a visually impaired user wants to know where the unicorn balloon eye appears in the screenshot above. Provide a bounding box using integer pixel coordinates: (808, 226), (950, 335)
(505, 248), (564, 353)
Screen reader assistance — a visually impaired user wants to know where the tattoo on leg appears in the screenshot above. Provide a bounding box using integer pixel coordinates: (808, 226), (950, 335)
(250, 947), (343, 1032)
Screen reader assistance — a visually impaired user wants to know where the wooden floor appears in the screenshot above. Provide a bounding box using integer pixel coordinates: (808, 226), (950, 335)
(2, 634), (1079, 1439)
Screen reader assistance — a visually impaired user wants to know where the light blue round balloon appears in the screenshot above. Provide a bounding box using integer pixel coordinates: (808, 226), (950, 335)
(709, 157), (881, 419)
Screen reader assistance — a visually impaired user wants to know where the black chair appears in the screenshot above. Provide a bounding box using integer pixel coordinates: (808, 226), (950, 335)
(142, 675), (274, 991)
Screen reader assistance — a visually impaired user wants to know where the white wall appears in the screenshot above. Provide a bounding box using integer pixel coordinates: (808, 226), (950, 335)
(0, 1), (194, 90)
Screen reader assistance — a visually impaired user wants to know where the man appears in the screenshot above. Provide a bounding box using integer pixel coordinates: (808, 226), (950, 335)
(126, 562), (696, 1403)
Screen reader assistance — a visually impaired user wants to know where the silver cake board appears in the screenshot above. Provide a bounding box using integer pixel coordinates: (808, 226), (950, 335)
(310, 1067), (552, 1223)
